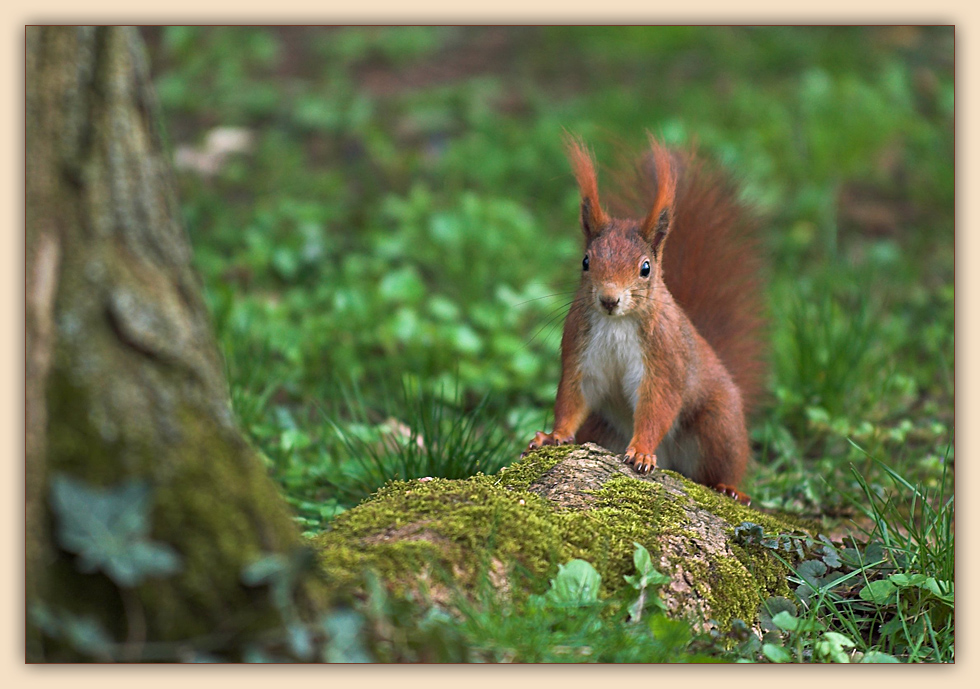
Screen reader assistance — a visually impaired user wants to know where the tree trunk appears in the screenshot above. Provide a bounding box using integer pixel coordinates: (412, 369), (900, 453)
(26, 26), (325, 661)
(313, 443), (805, 631)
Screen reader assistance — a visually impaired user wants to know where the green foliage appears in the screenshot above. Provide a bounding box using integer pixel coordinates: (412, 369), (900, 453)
(623, 542), (672, 621)
(439, 555), (710, 662)
(211, 552), (707, 663)
(766, 611), (866, 663)
(325, 384), (517, 505)
(49, 474), (182, 587)
(847, 443), (954, 585)
(33, 535), (373, 662)
(240, 549), (317, 659)
(843, 449), (955, 662)
(148, 24), (951, 515)
(238, 549), (375, 662)
(143, 26), (953, 662)
(734, 456), (953, 663)
(771, 277), (879, 426)
(30, 603), (116, 661)
(541, 559), (602, 606)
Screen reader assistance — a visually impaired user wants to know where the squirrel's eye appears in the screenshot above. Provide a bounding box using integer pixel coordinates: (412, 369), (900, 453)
(640, 260), (651, 278)
(582, 255), (590, 271)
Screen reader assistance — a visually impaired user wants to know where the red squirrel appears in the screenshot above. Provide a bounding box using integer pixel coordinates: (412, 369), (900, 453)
(525, 134), (766, 505)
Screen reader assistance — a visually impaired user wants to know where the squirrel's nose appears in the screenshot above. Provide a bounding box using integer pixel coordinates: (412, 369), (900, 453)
(599, 295), (621, 313)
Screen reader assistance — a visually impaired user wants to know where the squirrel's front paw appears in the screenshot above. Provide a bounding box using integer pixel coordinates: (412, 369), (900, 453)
(624, 447), (658, 474)
(522, 431), (572, 457)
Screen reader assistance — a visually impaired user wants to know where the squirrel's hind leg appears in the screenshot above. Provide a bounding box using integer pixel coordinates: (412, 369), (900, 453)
(690, 395), (751, 502)
(713, 483), (752, 506)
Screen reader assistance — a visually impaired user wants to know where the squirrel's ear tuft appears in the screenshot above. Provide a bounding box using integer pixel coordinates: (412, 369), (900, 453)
(640, 135), (677, 255)
(564, 133), (608, 240)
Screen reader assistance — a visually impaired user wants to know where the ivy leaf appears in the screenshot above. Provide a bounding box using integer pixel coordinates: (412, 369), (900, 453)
(107, 541), (182, 586)
(795, 582), (815, 604)
(49, 474), (182, 587)
(286, 622), (314, 661)
(30, 603), (114, 660)
(321, 609), (371, 663)
(734, 522), (765, 545)
(858, 651), (901, 663)
(840, 547), (864, 568)
(863, 541), (887, 565)
(63, 614), (116, 659)
(242, 550), (311, 617)
(241, 554), (289, 586)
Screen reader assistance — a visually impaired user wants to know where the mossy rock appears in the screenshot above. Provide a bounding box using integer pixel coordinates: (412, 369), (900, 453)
(313, 444), (808, 629)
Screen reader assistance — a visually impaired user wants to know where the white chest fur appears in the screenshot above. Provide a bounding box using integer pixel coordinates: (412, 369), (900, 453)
(578, 314), (702, 478)
(579, 315), (646, 436)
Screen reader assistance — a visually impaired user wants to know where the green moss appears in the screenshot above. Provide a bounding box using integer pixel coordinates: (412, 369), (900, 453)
(147, 403), (329, 635)
(43, 354), (327, 643)
(648, 473), (798, 627)
(730, 542), (793, 601)
(553, 475), (683, 592)
(315, 452), (676, 598)
(314, 445), (797, 632)
(484, 444), (575, 491)
(704, 554), (761, 624)
(313, 449), (808, 629)
(314, 474), (565, 594)
(683, 477), (792, 532)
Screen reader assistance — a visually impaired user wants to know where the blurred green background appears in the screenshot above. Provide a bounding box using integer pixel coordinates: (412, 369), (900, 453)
(142, 26), (953, 531)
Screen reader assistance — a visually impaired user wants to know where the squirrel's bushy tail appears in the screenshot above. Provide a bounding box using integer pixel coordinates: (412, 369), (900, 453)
(609, 149), (768, 414)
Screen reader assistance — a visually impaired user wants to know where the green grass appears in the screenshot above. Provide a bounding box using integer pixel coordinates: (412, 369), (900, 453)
(338, 546), (719, 663)
(755, 451), (953, 663)
(323, 382), (517, 506)
(144, 26), (953, 662)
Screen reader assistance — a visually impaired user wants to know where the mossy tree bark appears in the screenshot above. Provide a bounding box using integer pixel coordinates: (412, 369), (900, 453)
(26, 26), (325, 660)
(313, 444), (806, 630)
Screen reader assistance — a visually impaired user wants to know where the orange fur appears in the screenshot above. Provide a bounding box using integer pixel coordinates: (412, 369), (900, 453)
(563, 134), (610, 237)
(638, 136), (677, 246)
(525, 135), (766, 504)
(608, 142), (767, 413)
